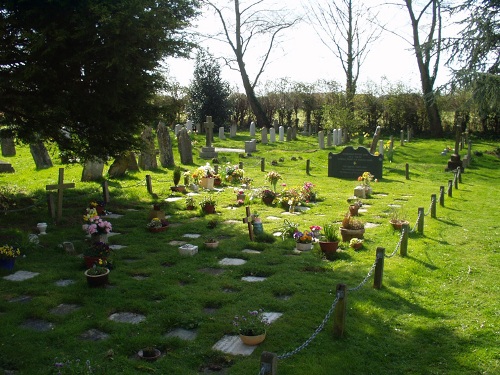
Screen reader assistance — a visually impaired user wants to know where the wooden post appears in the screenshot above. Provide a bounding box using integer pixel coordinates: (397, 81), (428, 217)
(400, 130), (404, 146)
(431, 194), (437, 218)
(418, 207), (424, 234)
(306, 159), (310, 175)
(102, 181), (110, 204)
(333, 283), (347, 338)
(146, 175), (153, 194)
(454, 170), (459, 189)
(405, 163), (410, 180)
(373, 247), (385, 289)
(242, 206), (255, 241)
(260, 352), (277, 375)
(400, 223), (409, 257)
(458, 168), (462, 183)
(448, 180), (453, 197)
(439, 186), (445, 206)
(45, 168), (75, 222)
(261, 158), (265, 172)
(239, 161), (244, 170)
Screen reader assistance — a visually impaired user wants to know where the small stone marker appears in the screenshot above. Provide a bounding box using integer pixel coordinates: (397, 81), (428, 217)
(50, 303), (81, 315)
(108, 312), (146, 324)
(54, 279), (75, 287)
(261, 127), (268, 144)
(241, 276), (266, 282)
(182, 233), (201, 239)
(250, 121), (256, 137)
(213, 335), (258, 356)
(179, 244), (198, 256)
(80, 328), (110, 341)
(46, 168), (75, 222)
(279, 126), (284, 141)
(3, 270), (40, 281)
(0, 160), (14, 173)
(269, 127), (276, 143)
(218, 126), (226, 140)
(219, 258), (247, 266)
(165, 328), (198, 341)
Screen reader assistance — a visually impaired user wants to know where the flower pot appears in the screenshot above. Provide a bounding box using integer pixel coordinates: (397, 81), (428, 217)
(84, 268), (109, 287)
(390, 220), (409, 231)
(200, 177), (215, 189)
(296, 242), (313, 251)
(148, 226), (168, 233)
(204, 241), (219, 249)
(202, 204), (216, 214)
(37, 222), (48, 235)
(252, 221), (264, 235)
(186, 205), (195, 211)
(340, 228), (365, 242)
(95, 206), (105, 216)
(138, 348), (161, 361)
(90, 233), (108, 244)
(0, 258), (16, 271)
(171, 185), (186, 193)
(319, 241), (339, 253)
(351, 243), (363, 250)
(214, 177), (222, 186)
(239, 331), (266, 346)
(262, 196), (274, 205)
(83, 256), (107, 269)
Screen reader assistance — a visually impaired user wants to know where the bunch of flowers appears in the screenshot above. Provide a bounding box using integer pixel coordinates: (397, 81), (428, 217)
(357, 171), (374, 187)
(84, 208), (112, 235)
(232, 309), (269, 336)
(300, 182), (316, 202)
(384, 140), (395, 162)
(260, 189), (277, 199)
(265, 171), (282, 191)
(350, 238), (363, 249)
(89, 201), (106, 214)
(279, 187), (301, 208)
(236, 199), (245, 206)
(310, 225), (322, 232)
(84, 241), (111, 258)
(0, 244), (21, 259)
(192, 163), (215, 183)
(86, 258), (109, 276)
(224, 163), (245, 183)
(293, 230), (313, 244)
(146, 218), (169, 229)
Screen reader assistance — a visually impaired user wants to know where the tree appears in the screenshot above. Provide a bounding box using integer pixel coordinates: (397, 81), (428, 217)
(305, 0), (381, 114)
(404, 0), (444, 137)
(0, 0), (199, 161)
(203, 0), (299, 128)
(187, 49), (232, 129)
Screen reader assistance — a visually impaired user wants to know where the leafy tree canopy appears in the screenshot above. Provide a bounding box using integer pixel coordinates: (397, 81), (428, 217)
(0, 0), (199, 160)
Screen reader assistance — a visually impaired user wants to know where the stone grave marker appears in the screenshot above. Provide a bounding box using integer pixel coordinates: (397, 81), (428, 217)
(369, 126), (382, 154)
(327, 130), (332, 147)
(46, 168), (75, 222)
(286, 127), (292, 142)
(0, 160), (14, 173)
(244, 139), (256, 154)
(138, 126), (158, 170)
(379, 139), (384, 155)
(1, 137), (16, 156)
(279, 126), (284, 141)
(177, 128), (193, 164)
(174, 123), (182, 136)
(249, 121), (256, 137)
(30, 141), (53, 169)
(333, 129), (338, 145)
(218, 126), (226, 140)
(80, 329), (110, 341)
(157, 121), (175, 168)
(81, 159), (104, 181)
(230, 123), (237, 138)
(292, 125), (297, 140)
(338, 128), (343, 144)
(318, 131), (324, 149)
(261, 127), (268, 144)
(328, 146), (383, 180)
(108, 312), (146, 324)
(165, 328), (198, 341)
(199, 116), (218, 159)
(186, 119), (193, 132)
(269, 127), (276, 143)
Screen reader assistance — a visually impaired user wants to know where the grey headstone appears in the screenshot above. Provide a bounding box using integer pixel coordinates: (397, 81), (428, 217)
(0, 160), (14, 173)
(249, 121), (256, 137)
(174, 124), (182, 136)
(318, 131), (324, 149)
(327, 131), (332, 147)
(81, 159), (104, 182)
(230, 123), (237, 138)
(29, 141), (53, 169)
(218, 126), (226, 140)
(370, 126), (381, 154)
(1, 137), (16, 156)
(177, 128), (193, 164)
(157, 121), (175, 168)
(261, 127), (268, 144)
(286, 127), (292, 142)
(185, 120), (193, 132)
(333, 129), (338, 146)
(269, 128), (276, 143)
(54, 279), (76, 287)
(138, 126), (157, 170)
(379, 139), (384, 155)
(279, 126), (284, 141)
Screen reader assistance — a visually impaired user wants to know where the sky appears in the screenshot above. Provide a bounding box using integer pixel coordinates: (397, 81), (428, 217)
(165, 0), (458, 93)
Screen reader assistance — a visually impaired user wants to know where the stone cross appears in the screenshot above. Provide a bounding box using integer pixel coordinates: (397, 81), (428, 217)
(204, 116), (214, 147)
(242, 206), (255, 241)
(46, 168), (75, 222)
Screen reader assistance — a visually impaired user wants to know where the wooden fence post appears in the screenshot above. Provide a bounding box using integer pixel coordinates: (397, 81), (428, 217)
(333, 283), (347, 338)
(418, 207), (424, 234)
(405, 163), (410, 180)
(146, 175), (153, 195)
(431, 194), (437, 218)
(306, 159), (310, 175)
(260, 352), (277, 375)
(454, 170), (459, 189)
(239, 161), (244, 170)
(261, 158), (265, 172)
(400, 224), (409, 257)
(102, 181), (110, 204)
(373, 247), (385, 289)
(439, 186), (445, 206)
(448, 180), (453, 197)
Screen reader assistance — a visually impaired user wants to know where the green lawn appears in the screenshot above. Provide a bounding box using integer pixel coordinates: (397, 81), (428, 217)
(0, 134), (498, 375)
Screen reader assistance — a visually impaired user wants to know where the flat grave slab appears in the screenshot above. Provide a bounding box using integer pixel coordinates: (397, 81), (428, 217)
(8, 295), (32, 303)
(241, 276), (266, 282)
(183, 233), (201, 239)
(365, 222), (381, 228)
(164, 328), (198, 341)
(214, 147), (245, 153)
(242, 249), (261, 254)
(20, 319), (54, 331)
(3, 270), (40, 281)
(54, 279), (76, 287)
(212, 335), (257, 356)
(266, 216), (281, 220)
(108, 312), (146, 324)
(105, 213), (123, 219)
(109, 244), (127, 250)
(219, 258), (247, 266)
(50, 303), (81, 316)
(165, 197), (183, 202)
(80, 328), (110, 341)
(199, 267), (225, 275)
(262, 312), (283, 324)
(169, 240), (187, 246)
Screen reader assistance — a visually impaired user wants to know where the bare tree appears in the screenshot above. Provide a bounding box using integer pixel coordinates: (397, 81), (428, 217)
(305, 0), (381, 114)
(202, 0), (299, 128)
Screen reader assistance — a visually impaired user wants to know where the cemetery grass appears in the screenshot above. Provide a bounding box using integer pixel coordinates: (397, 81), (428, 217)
(0, 135), (499, 375)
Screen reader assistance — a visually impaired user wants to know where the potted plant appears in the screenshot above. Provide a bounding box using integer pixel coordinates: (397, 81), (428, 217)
(199, 194), (217, 214)
(84, 259), (110, 287)
(192, 163), (216, 189)
(279, 219), (299, 240)
(355, 171), (375, 198)
(233, 309), (270, 345)
(146, 218), (169, 232)
(83, 241), (111, 269)
(340, 212), (365, 242)
(0, 244), (21, 271)
(171, 166), (186, 192)
(349, 200), (362, 216)
(251, 212), (263, 235)
(389, 207), (409, 230)
(349, 238), (364, 250)
(293, 230), (314, 251)
(204, 237), (219, 249)
(319, 223), (340, 253)
(234, 188), (246, 201)
(138, 346), (161, 361)
(83, 208), (112, 243)
(260, 189), (277, 205)
(185, 196), (196, 210)
(309, 225), (322, 239)
(225, 163), (245, 184)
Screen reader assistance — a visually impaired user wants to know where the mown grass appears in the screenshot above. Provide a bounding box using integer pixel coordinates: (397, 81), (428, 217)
(0, 133), (499, 375)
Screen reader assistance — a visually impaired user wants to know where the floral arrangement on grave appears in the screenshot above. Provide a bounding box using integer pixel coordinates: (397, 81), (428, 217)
(280, 187), (301, 210)
(146, 218), (169, 229)
(86, 258), (109, 276)
(84, 241), (111, 258)
(224, 163), (245, 183)
(199, 195), (217, 209)
(309, 225), (322, 238)
(279, 219), (299, 240)
(89, 201), (106, 215)
(83, 208), (112, 235)
(341, 212), (365, 230)
(192, 163), (215, 183)
(293, 230), (313, 244)
(183, 171), (191, 186)
(173, 166), (182, 186)
(185, 196), (196, 210)
(357, 171), (374, 187)
(300, 182), (316, 202)
(260, 189), (277, 199)
(234, 188), (246, 200)
(0, 244), (21, 259)
(241, 177), (253, 188)
(321, 223), (339, 242)
(383, 140), (395, 162)
(265, 171), (282, 191)
(233, 309), (270, 336)
(349, 238), (363, 249)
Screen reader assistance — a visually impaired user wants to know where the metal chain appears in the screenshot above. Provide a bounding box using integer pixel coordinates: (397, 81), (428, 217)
(424, 200), (433, 216)
(113, 181), (146, 189)
(347, 257), (378, 292)
(277, 294), (340, 360)
(409, 210), (421, 233)
(385, 227), (405, 258)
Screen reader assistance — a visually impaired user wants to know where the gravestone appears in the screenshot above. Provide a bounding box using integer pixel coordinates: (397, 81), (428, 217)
(318, 131), (324, 149)
(108, 152), (139, 178)
(1, 137), (16, 156)
(379, 140), (384, 155)
(174, 124), (182, 136)
(286, 127), (292, 142)
(195, 122), (201, 133)
(30, 141), (53, 169)
(0, 160), (14, 173)
(327, 131), (332, 147)
(81, 160), (104, 181)
(244, 139), (257, 154)
(199, 116), (218, 159)
(400, 129), (404, 146)
(157, 121), (175, 168)
(369, 126), (381, 154)
(185, 120), (193, 132)
(273, 119), (278, 129)
(250, 121), (256, 137)
(269, 128), (276, 143)
(177, 128), (193, 164)
(279, 126), (284, 141)
(446, 125), (463, 172)
(138, 126), (158, 170)
(218, 126), (226, 140)
(338, 128), (343, 144)
(292, 125), (297, 140)
(261, 127), (268, 144)
(230, 123), (237, 138)
(328, 146), (383, 180)
(333, 129), (338, 146)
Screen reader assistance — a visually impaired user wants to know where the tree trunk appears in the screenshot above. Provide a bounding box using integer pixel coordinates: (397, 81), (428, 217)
(238, 63), (270, 128)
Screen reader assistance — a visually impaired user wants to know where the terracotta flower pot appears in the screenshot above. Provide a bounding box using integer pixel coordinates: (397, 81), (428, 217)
(319, 241), (339, 253)
(390, 220), (409, 231)
(202, 204), (216, 214)
(262, 196), (274, 205)
(239, 331), (266, 346)
(340, 228), (365, 242)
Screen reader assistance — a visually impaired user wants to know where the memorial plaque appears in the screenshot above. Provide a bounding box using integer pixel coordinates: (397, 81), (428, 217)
(328, 146), (383, 179)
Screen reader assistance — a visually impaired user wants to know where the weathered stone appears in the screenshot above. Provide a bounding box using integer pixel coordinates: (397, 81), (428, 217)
(177, 128), (193, 164)
(108, 312), (146, 324)
(80, 329), (110, 341)
(1, 137), (16, 156)
(157, 121), (175, 167)
(50, 303), (81, 315)
(138, 126), (157, 170)
(81, 159), (104, 181)
(21, 319), (54, 331)
(29, 141), (53, 169)
(164, 328), (198, 341)
(108, 152), (138, 177)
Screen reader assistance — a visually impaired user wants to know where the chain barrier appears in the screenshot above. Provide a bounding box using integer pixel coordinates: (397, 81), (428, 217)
(409, 210), (421, 233)
(1, 205), (36, 214)
(347, 257), (378, 292)
(385, 227), (405, 258)
(113, 181), (146, 189)
(424, 200), (433, 216)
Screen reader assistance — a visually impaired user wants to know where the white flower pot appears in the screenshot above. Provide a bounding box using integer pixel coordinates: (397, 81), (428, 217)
(37, 222), (47, 235)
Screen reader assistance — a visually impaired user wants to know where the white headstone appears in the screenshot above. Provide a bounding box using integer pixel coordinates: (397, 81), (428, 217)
(338, 128), (343, 145)
(250, 121), (256, 137)
(333, 129), (338, 146)
(174, 124), (182, 136)
(230, 123), (237, 138)
(261, 127), (268, 144)
(269, 128), (276, 143)
(327, 130), (332, 147)
(219, 126), (226, 140)
(318, 131), (324, 149)
(379, 140), (384, 155)
(185, 120), (193, 132)
(196, 123), (201, 133)
(279, 126), (284, 142)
